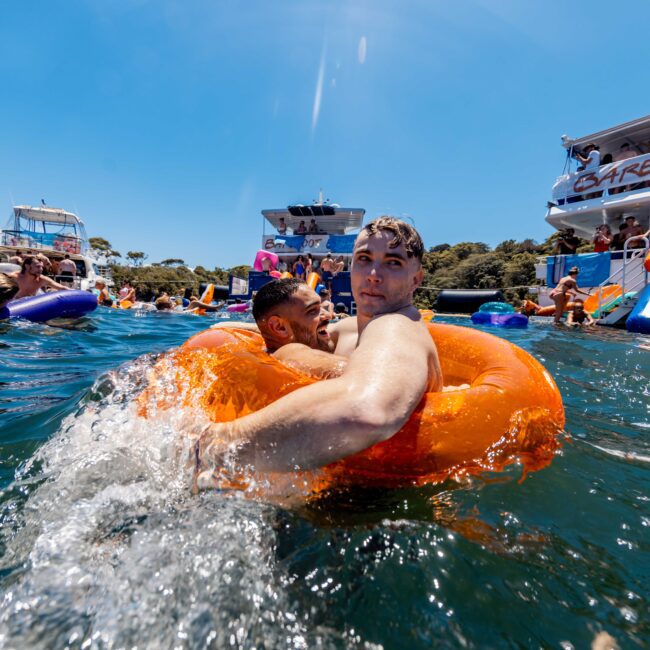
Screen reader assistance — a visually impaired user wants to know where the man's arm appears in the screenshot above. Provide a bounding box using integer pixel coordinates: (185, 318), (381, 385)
(196, 314), (439, 472)
(42, 276), (71, 291)
(272, 343), (347, 379)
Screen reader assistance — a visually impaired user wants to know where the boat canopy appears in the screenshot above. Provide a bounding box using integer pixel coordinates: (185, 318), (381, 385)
(262, 205), (365, 235)
(12, 205), (85, 226)
(563, 114), (650, 151)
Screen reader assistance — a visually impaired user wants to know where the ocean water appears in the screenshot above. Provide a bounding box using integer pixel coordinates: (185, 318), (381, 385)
(0, 309), (648, 649)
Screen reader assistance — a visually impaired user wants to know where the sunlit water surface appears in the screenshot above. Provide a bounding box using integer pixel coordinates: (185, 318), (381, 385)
(0, 309), (648, 649)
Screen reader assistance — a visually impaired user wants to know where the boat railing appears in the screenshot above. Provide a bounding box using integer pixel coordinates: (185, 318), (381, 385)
(551, 152), (650, 206)
(1, 229), (86, 255)
(594, 236), (649, 314)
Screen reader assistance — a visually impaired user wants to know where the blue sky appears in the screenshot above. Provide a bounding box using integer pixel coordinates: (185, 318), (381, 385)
(2, 0), (650, 268)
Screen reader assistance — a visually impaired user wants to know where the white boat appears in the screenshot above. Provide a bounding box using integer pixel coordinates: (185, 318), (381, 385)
(0, 205), (111, 291)
(536, 117), (650, 324)
(229, 193), (365, 312)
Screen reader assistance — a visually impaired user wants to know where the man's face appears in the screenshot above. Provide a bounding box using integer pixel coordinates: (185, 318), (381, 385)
(351, 229), (423, 317)
(281, 285), (331, 350)
(27, 259), (43, 275)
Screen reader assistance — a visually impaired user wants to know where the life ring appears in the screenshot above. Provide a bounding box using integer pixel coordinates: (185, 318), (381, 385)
(0, 290), (98, 322)
(253, 250), (279, 273)
(143, 323), (564, 490)
(471, 312), (528, 328)
(644, 252), (650, 273)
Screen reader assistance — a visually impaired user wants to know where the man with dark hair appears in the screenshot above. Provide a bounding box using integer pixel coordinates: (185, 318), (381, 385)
(194, 216), (441, 480)
(8, 256), (71, 300)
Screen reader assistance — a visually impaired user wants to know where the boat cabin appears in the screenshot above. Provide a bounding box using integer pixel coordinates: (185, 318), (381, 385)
(229, 200), (366, 312)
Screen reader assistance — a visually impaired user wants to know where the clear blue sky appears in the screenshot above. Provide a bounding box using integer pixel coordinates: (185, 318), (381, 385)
(2, 1), (650, 268)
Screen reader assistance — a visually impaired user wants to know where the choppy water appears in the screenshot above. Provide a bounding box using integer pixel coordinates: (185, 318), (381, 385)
(0, 309), (648, 649)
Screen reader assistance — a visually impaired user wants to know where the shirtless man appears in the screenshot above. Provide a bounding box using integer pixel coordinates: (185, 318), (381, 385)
(8, 256), (71, 300)
(320, 253), (336, 289)
(549, 266), (590, 324)
(194, 216), (442, 476)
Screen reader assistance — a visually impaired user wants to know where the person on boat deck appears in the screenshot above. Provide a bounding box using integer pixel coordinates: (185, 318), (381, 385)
(8, 256), (72, 300)
(292, 255), (306, 280)
(554, 228), (580, 255)
(295, 221), (307, 234)
(95, 280), (113, 307)
(622, 216), (646, 248)
(193, 216), (442, 480)
(58, 254), (77, 277)
(592, 224), (612, 252)
(549, 266), (590, 325)
(308, 219), (320, 234)
(318, 287), (335, 319)
(118, 280), (136, 303)
(575, 143), (601, 170)
(0, 273), (20, 309)
(566, 299), (595, 328)
(277, 217), (287, 235)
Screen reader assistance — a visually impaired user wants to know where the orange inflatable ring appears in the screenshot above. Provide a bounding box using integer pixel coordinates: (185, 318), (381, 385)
(644, 252), (650, 273)
(143, 323), (564, 490)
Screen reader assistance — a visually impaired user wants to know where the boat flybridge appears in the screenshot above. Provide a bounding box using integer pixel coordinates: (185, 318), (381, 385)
(0, 205), (111, 290)
(537, 116), (650, 325)
(229, 196), (366, 312)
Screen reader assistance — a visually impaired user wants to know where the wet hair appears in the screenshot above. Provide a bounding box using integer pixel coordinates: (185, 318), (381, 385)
(360, 216), (424, 262)
(155, 297), (173, 310)
(20, 255), (39, 272)
(574, 298), (584, 305)
(0, 273), (19, 304)
(252, 278), (302, 322)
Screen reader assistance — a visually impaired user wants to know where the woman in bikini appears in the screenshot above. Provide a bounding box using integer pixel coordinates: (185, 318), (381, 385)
(549, 266), (590, 324)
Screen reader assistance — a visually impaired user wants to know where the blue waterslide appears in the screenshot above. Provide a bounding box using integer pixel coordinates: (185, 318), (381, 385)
(626, 284), (650, 334)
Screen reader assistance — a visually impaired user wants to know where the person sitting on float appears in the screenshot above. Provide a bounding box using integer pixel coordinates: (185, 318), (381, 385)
(95, 280), (113, 307)
(549, 266), (590, 325)
(565, 299), (595, 328)
(118, 280), (136, 303)
(193, 217), (442, 476)
(8, 256), (72, 300)
(0, 273), (19, 309)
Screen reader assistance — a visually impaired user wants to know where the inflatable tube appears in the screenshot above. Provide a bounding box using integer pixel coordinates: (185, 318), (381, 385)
(279, 272), (293, 280)
(418, 309), (435, 322)
(306, 272), (320, 290)
(435, 290), (505, 314)
(0, 290), (98, 322)
(253, 250), (279, 273)
(644, 252), (650, 273)
(471, 312), (528, 328)
(479, 302), (514, 314)
(0, 263), (21, 274)
(143, 323), (564, 491)
(270, 270), (282, 279)
(200, 284), (214, 305)
(226, 302), (249, 313)
(626, 284), (650, 334)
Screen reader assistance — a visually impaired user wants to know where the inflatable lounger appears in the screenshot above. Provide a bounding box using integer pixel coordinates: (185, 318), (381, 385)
(0, 290), (98, 322)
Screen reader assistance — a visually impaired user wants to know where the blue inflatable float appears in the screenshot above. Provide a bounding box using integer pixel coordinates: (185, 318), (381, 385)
(626, 284), (650, 334)
(471, 301), (528, 329)
(0, 290), (98, 322)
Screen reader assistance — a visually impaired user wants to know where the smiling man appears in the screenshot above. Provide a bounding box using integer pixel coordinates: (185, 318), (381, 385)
(195, 217), (442, 476)
(9, 255), (72, 300)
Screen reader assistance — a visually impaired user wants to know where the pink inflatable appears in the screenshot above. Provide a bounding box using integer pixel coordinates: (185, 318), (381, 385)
(226, 302), (250, 313)
(253, 250), (278, 273)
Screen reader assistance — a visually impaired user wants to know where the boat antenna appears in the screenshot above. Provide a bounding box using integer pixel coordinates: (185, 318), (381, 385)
(41, 198), (46, 206)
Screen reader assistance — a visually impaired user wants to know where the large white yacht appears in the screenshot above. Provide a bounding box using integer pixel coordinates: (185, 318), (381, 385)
(537, 116), (650, 324)
(0, 204), (111, 290)
(229, 193), (365, 312)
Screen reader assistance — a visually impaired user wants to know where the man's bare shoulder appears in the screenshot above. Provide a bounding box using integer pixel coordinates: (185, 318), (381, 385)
(328, 315), (357, 335)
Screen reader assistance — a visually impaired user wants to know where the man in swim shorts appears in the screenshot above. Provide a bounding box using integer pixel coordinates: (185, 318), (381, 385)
(8, 256), (72, 300)
(194, 216), (442, 477)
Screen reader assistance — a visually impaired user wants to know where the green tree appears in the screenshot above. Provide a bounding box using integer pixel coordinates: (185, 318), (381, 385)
(160, 258), (186, 267)
(126, 251), (148, 267)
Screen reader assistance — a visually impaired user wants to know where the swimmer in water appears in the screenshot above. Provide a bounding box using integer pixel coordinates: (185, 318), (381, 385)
(8, 256), (72, 300)
(565, 298), (595, 327)
(194, 216), (442, 475)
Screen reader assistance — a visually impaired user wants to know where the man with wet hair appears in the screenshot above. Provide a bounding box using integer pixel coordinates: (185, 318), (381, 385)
(8, 256), (71, 300)
(194, 216), (442, 480)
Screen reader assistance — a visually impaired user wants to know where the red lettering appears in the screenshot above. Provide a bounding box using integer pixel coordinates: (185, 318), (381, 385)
(264, 238), (275, 250)
(638, 158), (650, 178)
(619, 162), (639, 183)
(598, 166), (618, 187)
(574, 173), (598, 193)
